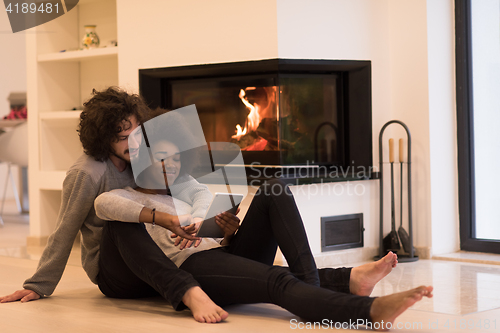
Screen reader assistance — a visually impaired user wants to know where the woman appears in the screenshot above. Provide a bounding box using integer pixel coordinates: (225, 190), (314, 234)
(95, 109), (432, 328)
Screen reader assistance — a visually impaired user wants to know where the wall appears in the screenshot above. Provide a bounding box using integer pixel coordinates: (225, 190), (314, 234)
(0, 10), (26, 118)
(116, 0), (459, 258)
(0, 9), (26, 200)
(386, 0), (432, 253)
(278, 0), (459, 257)
(427, 0), (459, 255)
(117, 0), (279, 92)
(276, 0), (392, 255)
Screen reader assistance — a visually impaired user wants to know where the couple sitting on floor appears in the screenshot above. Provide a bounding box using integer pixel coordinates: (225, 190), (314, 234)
(0, 87), (432, 330)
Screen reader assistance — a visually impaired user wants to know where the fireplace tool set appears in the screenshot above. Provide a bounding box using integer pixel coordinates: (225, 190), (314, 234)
(377, 120), (418, 262)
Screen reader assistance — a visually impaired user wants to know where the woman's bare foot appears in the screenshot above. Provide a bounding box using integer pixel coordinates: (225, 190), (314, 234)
(182, 286), (228, 323)
(369, 286), (433, 331)
(350, 252), (398, 296)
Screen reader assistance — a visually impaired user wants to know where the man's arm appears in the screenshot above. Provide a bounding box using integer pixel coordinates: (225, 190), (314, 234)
(94, 190), (144, 222)
(1, 170), (98, 302)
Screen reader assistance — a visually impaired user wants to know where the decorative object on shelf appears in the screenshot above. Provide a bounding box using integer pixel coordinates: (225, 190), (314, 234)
(82, 25), (100, 49)
(4, 92), (27, 120)
(376, 120), (418, 263)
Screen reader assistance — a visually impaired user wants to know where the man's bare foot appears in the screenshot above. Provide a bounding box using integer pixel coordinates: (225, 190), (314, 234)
(350, 252), (398, 296)
(182, 286), (228, 323)
(369, 286), (433, 331)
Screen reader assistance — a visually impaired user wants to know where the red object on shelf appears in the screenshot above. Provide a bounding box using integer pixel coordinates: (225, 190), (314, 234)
(3, 106), (27, 120)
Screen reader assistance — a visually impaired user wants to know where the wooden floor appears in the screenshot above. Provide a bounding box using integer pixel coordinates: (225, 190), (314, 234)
(0, 256), (299, 333)
(2, 201), (500, 332)
(0, 202), (298, 333)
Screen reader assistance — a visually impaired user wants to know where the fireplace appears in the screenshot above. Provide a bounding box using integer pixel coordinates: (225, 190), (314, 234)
(139, 59), (372, 180)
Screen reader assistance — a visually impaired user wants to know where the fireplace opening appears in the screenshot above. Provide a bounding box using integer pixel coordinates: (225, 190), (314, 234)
(140, 59), (372, 181)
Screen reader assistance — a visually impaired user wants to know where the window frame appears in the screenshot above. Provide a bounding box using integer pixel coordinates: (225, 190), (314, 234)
(456, 0), (500, 253)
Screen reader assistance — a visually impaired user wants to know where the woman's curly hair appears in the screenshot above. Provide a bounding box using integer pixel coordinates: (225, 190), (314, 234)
(141, 107), (199, 177)
(78, 87), (150, 161)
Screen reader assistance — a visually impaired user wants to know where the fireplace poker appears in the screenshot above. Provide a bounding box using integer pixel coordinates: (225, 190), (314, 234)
(383, 138), (401, 252)
(398, 138), (413, 254)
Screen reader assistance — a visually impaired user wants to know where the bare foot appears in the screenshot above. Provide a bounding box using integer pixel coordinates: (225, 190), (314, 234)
(350, 252), (398, 296)
(182, 286), (228, 323)
(370, 286), (433, 331)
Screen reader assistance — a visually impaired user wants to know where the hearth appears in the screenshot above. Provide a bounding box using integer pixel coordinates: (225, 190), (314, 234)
(139, 59), (372, 180)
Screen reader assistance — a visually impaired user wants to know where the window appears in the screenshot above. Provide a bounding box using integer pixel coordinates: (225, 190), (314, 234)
(456, 0), (500, 253)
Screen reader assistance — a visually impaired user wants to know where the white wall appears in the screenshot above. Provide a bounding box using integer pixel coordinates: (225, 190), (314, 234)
(115, 0), (459, 257)
(0, 9), (26, 118)
(276, 0), (453, 255)
(0, 9), (26, 200)
(428, 0), (459, 254)
(386, 0), (432, 253)
(117, 0), (279, 92)
(277, 0), (392, 253)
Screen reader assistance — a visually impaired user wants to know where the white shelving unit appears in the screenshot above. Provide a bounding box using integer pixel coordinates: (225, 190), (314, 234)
(27, 0), (118, 243)
(37, 46), (119, 63)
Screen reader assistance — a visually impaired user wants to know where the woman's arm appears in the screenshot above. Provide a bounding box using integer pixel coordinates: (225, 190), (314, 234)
(95, 190), (198, 240)
(94, 190), (144, 222)
(171, 176), (212, 219)
(138, 206), (194, 232)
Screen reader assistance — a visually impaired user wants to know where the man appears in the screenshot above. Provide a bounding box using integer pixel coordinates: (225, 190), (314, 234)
(0, 87), (228, 323)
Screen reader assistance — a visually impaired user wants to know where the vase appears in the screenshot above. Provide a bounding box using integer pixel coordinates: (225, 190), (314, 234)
(82, 25), (100, 49)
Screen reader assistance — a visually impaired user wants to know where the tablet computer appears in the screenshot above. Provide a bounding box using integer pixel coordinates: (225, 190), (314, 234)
(195, 193), (244, 238)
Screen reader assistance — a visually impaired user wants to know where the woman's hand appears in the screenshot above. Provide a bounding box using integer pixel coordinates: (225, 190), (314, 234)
(216, 208), (240, 246)
(156, 212), (200, 242)
(139, 208), (199, 242)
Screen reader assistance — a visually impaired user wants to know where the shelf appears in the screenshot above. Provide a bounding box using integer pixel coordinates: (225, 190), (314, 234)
(38, 171), (67, 190)
(0, 119), (26, 128)
(28, 0), (117, 238)
(38, 46), (118, 63)
(39, 111), (82, 120)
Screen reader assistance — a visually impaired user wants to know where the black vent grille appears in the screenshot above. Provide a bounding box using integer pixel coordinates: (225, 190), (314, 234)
(321, 214), (364, 252)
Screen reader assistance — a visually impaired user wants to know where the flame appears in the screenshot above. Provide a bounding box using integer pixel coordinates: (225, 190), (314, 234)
(232, 89), (261, 140)
(233, 124), (247, 140)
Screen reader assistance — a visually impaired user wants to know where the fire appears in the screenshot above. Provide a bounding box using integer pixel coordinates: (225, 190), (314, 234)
(233, 124), (247, 139)
(232, 89), (261, 141)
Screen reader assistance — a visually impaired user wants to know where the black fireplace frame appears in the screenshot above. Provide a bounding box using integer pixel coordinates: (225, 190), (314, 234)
(139, 58), (372, 181)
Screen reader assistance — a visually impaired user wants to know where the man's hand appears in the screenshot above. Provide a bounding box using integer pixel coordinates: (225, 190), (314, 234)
(0, 289), (40, 303)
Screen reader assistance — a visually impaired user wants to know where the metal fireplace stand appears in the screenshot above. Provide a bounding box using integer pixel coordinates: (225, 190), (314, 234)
(377, 120), (418, 262)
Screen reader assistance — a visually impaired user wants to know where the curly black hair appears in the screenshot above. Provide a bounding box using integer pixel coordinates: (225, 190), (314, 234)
(78, 87), (150, 161)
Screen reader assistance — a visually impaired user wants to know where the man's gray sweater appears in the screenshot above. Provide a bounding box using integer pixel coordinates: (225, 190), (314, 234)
(23, 154), (135, 297)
